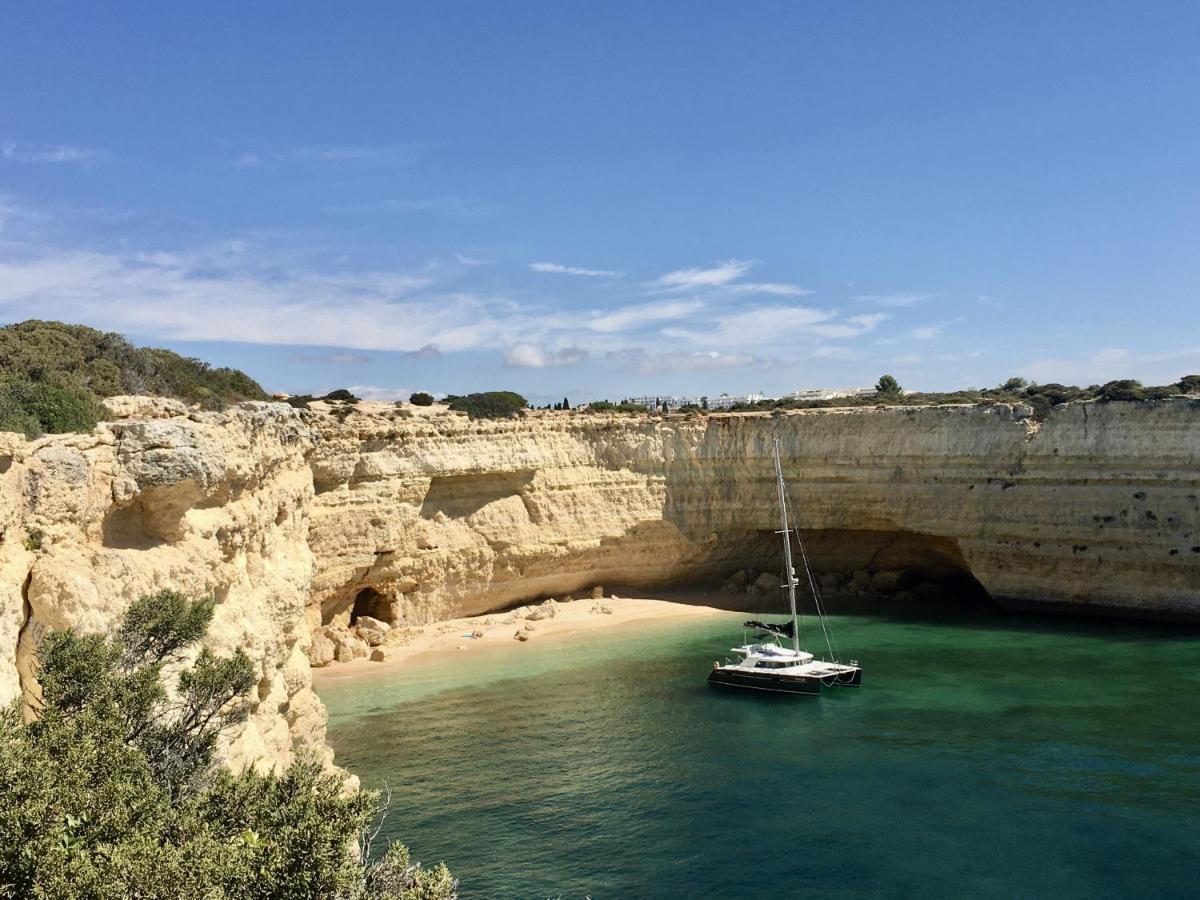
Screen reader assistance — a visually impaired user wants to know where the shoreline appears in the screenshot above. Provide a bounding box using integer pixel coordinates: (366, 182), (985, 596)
(310, 596), (727, 685)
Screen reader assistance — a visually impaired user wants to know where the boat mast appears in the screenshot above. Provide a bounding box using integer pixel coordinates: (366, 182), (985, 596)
(773, 437), (801, 653)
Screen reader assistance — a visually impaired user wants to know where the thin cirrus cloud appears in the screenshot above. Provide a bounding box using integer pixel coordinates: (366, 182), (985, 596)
(648, 259), (809, 297)
(857, 292), (936, 308)
(1, 141), (105, 165)
(288, 350), (372, 365)
(587, 299), (705, 333)
(503, 343), (589, 368)
(649, 259), (754, 290)
(606, 348), (761, 375)
(529, 261), (619, 278)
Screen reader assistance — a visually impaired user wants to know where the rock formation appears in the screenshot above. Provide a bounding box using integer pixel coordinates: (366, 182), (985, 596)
(1, 397), (1197, 770)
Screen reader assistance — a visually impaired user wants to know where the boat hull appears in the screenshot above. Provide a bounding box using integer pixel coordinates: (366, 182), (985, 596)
(707, 666), (862, 694)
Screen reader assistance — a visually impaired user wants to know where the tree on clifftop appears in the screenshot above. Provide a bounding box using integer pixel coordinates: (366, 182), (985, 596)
(0, 591), (456, 899)
(875, 374), (902, 396)
(1178, 375), (1200, 395)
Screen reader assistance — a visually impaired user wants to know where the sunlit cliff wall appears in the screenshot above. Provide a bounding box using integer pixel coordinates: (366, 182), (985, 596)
(1, 397), (1197, 769)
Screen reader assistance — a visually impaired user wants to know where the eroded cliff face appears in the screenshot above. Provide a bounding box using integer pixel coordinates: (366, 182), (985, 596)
(0, 399), (329, 771)
(309, 400), (1200, 627)
(1, 397), (1197, 770)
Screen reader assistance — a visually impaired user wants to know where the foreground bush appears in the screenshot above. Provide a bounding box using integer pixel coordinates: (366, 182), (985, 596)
(0, 379), (102, 438)
(445, 391), (527, 419)
(0, 590), (455, 900)
(408, 392), (435, 406)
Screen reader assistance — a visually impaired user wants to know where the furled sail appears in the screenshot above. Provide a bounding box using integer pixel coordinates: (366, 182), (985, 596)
(743, 619), (796, 640)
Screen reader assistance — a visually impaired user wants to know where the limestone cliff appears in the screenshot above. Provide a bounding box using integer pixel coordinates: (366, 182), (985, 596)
(2, 397), (1197, 770)
(309, 400), (1200, 626)
(0, 398), (328, 771)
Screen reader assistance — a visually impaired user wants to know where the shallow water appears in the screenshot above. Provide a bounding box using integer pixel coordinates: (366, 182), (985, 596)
(319, 608), (1200, 899)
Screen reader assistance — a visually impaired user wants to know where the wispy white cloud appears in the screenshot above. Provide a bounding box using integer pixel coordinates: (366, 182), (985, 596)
(856, 292), (936, 308)
(456, 254), (487, 267)
(347, 385), (413, 402)
(0, 240), (545, 353)
(606, 348), (761, 374)
(729, 282), (812, 297)
(289, 350), (372, 365)
(650, 259), (754, 290)
(401, 344), (442, 359)
(1, 141), (105, 165)
(324, 196), (491, 216)
(503, 343), (588, 368)
(912, 324), (943, 340)
(588, 299), (704, 333)
(530, 261), (619, 278)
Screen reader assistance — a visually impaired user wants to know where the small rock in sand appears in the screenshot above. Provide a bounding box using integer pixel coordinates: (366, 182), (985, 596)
(514, 630), (530, 642)
(523, 622), (536, 632)
(369, 648), (391, 663)
(590, 585), (605, 599)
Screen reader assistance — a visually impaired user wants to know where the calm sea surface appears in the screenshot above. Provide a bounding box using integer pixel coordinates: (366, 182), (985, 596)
(318, 609), (1200, 899)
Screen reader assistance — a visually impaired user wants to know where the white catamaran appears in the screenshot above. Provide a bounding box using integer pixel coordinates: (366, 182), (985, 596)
(707, 437), (863, 695)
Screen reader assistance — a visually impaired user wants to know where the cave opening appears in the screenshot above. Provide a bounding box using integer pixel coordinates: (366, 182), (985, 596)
(349, 587), (393, 625)
(707, 527), (994, 616)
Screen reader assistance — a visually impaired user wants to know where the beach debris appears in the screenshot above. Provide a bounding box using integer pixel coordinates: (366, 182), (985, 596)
(590, 602), (613, 615)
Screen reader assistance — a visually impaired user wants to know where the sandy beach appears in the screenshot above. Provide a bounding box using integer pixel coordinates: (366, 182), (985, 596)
(310, 596), (725, 684)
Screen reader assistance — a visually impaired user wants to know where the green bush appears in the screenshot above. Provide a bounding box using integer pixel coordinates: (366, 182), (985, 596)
(1177, 375), (1200, 395)
(1098, 379), (1146, 402)
(0, 321), (270, 427)
(0, 380), (101, 437)
(875, 374), (902, 395)
(0, 590), (455, 899)
(409, 392), (435, 407)
(586, 400), (649, 413)
(444, 391), (527, 419)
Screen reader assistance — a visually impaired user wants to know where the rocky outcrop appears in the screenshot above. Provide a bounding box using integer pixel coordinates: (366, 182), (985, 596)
(1, 397), (1197, 772)
(0, 402), (328, 772)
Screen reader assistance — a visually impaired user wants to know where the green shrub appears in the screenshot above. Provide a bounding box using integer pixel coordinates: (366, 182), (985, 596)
(0, 321), (269, 424)
(586, 400), (648, 413)
(1177, 375), (1200, 395)
(1098, 379), (1146, 402)
(0, 380), (101, 437)
(875, 374), (902, 395)
(444, 391), (527, 419)
(0, 590), (456, 899)
(323, 389), (360, 403)
(409, 392), (435, 406)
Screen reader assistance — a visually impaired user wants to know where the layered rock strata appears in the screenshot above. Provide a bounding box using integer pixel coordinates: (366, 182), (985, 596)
(1, 397), (1197, 770)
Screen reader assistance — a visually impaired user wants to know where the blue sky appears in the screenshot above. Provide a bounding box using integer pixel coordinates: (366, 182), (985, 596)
(2, 1), (1198, 404)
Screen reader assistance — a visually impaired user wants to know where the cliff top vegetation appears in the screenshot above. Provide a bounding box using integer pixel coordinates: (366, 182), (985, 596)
(0, 589), (455, 899)
(586, 374), (1200, 421)
(0, 320), (270, 438)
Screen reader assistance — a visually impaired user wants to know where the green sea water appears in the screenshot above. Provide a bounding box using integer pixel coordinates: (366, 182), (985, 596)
(318, 609), (1200, 899)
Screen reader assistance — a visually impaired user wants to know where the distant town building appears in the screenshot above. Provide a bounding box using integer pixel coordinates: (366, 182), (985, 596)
(784, 387), (876, 402)
(627, 392), (764, 411)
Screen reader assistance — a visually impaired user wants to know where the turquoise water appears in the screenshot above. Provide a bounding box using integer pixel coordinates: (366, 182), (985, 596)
(319, 610), (1200, 898)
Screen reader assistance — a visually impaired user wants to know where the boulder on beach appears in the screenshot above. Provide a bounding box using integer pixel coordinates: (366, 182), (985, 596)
(514, 630), (530, 642)
(307, 634), (335, 668)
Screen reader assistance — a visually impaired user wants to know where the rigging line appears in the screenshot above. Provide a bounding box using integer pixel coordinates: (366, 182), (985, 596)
(784, 488), (840, 663)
